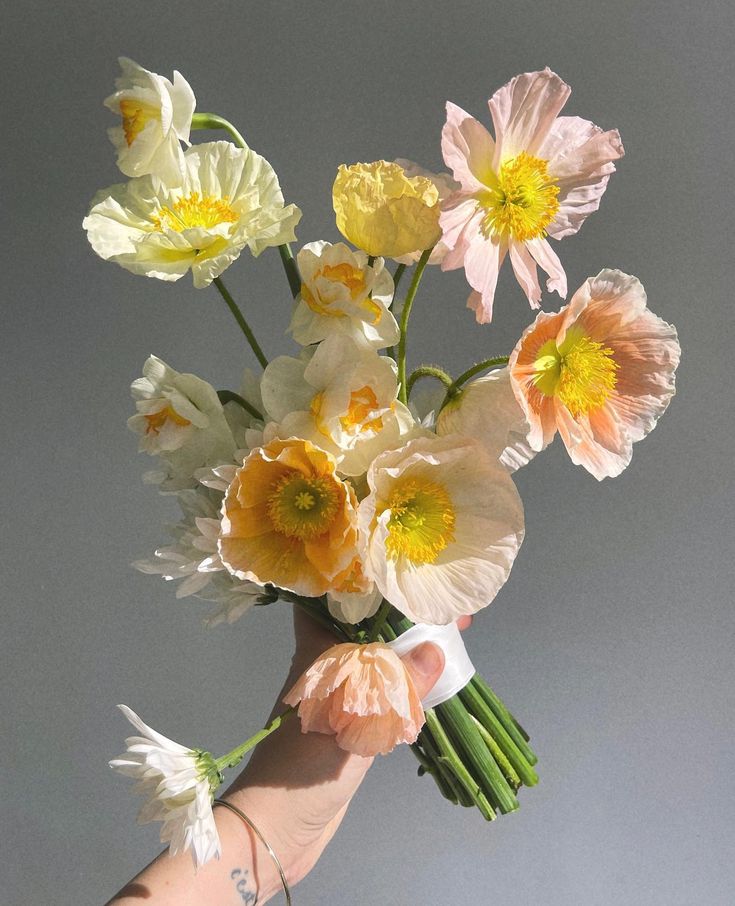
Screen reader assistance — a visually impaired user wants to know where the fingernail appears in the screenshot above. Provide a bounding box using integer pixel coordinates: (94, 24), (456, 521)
(406, 642), (443, 677)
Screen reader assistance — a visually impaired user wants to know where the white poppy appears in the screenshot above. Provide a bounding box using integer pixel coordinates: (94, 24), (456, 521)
(84, 141), (301, 288)
(358, 434), (525, 624)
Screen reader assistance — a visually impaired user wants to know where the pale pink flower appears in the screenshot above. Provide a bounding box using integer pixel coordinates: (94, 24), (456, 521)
(440, 68), (624, 323)
(283, 642), (425, 757)
(509, 269), (680, 480)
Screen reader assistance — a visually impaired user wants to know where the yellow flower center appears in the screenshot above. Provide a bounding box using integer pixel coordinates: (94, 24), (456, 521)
(267, 472), (340, 540)
(480, 152), (560, 241)
(119, 99), (156, 147)
(144, 404), (191, 435)
(340, 386), (384, 435)
(534, 329), (619, 417)
(152, 192), (238, 232)
(381, 477), (456, 564)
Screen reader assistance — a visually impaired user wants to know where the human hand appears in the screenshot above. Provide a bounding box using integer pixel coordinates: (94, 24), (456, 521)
(224, 608), (470, 895)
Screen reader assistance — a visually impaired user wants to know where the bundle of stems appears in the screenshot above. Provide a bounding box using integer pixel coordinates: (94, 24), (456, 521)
(280, 591), (539, 821)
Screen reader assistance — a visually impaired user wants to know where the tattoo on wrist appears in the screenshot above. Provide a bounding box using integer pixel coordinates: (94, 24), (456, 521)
(231, 867), (257, 904)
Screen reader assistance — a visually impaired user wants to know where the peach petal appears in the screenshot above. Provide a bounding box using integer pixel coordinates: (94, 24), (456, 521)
(284, 643), (424, 757)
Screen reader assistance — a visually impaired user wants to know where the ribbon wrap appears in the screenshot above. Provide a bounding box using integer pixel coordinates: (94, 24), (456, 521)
(388, 622), (476, 709)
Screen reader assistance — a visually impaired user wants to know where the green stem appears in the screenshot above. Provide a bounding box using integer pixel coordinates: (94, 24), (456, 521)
(406, 365), (453, 400)
(471, 674), (537, 765)
(391, 263), (407, 305)
(215, 707), (295, 770)
(281, 591), (355, 643)
(441, 355), (509, 407)
(191, 112), (248, 149)
(278, 244), (302, 298)
(367, 599), (392, 642)
(397, 248), (432, 405)
(217, 390), (263, 421)
(212, 277), (269, 369)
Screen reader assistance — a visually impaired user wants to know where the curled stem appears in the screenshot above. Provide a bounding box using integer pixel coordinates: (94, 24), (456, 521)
(217, 390), (263, 421)
(440, 355), (510, 409)
(191, 112), (248, 149)
(407, 365), (453, 399)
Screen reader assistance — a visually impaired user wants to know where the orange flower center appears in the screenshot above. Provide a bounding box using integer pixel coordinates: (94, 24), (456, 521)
(152, 192), (238, 232)
(339, 386), (384, 435)
(267, 472), (340, 540)
(300, 262), (383, 324)
(119, 99), (157, 146)
(144, 404), (191, 435)
(479, 152), (560, 241)
(380, 477), (456, 564)
(534, 329), (619, 417)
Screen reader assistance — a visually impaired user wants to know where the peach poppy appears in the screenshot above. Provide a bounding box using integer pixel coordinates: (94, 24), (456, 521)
(218, 438), (360, 596)
(283, 642), (425, 756)
(509, 269), (680, 479)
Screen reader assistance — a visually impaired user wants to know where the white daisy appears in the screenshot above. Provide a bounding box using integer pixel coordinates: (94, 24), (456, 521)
(110, 705), (222, 868)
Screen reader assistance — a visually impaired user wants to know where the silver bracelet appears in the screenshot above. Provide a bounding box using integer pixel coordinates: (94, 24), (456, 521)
(213, 798), (292, 905)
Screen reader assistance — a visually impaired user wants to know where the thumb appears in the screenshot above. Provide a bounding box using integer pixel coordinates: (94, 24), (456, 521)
(401, 642), (445, 701)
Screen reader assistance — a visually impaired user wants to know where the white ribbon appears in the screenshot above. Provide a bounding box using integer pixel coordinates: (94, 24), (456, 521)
(388, 622), (476, 709)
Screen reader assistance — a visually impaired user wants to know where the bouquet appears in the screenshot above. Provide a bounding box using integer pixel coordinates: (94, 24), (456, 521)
(85, 59), (680, 867)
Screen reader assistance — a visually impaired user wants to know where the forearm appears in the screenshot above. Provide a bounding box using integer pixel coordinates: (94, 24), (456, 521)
(106, 800), (286, 906)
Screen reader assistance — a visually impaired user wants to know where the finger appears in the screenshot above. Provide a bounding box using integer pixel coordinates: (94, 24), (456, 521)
(401, 641), (445, 700)
(456, 615), (473, 632)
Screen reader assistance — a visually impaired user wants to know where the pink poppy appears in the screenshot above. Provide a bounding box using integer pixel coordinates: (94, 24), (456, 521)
(284, 642), (425, 756)
(509, 269), (680, 480)
(440, 68), (624, 322)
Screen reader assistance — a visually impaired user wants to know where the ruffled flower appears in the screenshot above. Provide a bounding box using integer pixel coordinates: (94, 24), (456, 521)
(358, 435), (525, 624)
(436, 367), (535, 472)
(83, 141), (301, 288)
(260, 335), (416, 476)
(283, 642), (424, 756)
(391, 159), (459, 266)
(128, 356), (237, 491)
(333, 160), (442, 258)
(110, 705), (222, 868)
(326, 557), (383, 624)
(440, 68), (624, 322)
(104, 57), (195, 184)
(289, 241), (399, 349)
(218, 438), (360, 597)
(509, 268), (680, 479)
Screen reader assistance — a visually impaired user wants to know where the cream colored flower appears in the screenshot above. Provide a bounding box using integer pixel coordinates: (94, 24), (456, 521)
(110, 705), (222, 868)
(333, 160), (442, 258)
(260, 335), (416, 476)
(358, 434), (525, 624)
(283, 642), (425, 756)
(326, 557), (383, 624)
(436, 367), (535, 472)
(84, 141), (301, 288)
(290, 241), (399, 349)
(104, 57), (196, 184)
(218, 438), (360, 597)
(128, 356), (237, 491)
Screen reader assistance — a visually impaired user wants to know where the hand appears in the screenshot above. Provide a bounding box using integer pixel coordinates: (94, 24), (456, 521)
(224, 608), (468, 891)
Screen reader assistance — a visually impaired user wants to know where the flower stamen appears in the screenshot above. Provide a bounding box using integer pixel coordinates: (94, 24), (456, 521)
(480, 152), (560, 241)
(380, 478), (456, 564)
(153, 192), (238, 232)
(267, 472), (340, 540)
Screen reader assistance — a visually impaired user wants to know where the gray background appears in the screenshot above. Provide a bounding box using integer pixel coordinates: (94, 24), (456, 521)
(3, 1), (733, 903)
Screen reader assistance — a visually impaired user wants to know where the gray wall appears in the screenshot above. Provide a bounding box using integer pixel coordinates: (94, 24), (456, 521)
(4, 2), (733, 903)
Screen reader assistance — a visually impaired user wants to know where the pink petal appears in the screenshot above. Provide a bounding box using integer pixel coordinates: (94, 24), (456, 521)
(441, 102), (496, 191)
(555, 400), (632, 480)
(542, 117), (625, 239)
(463, 234), (507, 323)
(438, 193), (482, 259)
(489, 68), (571, 167)
(525, 237), (568, 298)
(508, 240), (542, 307)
